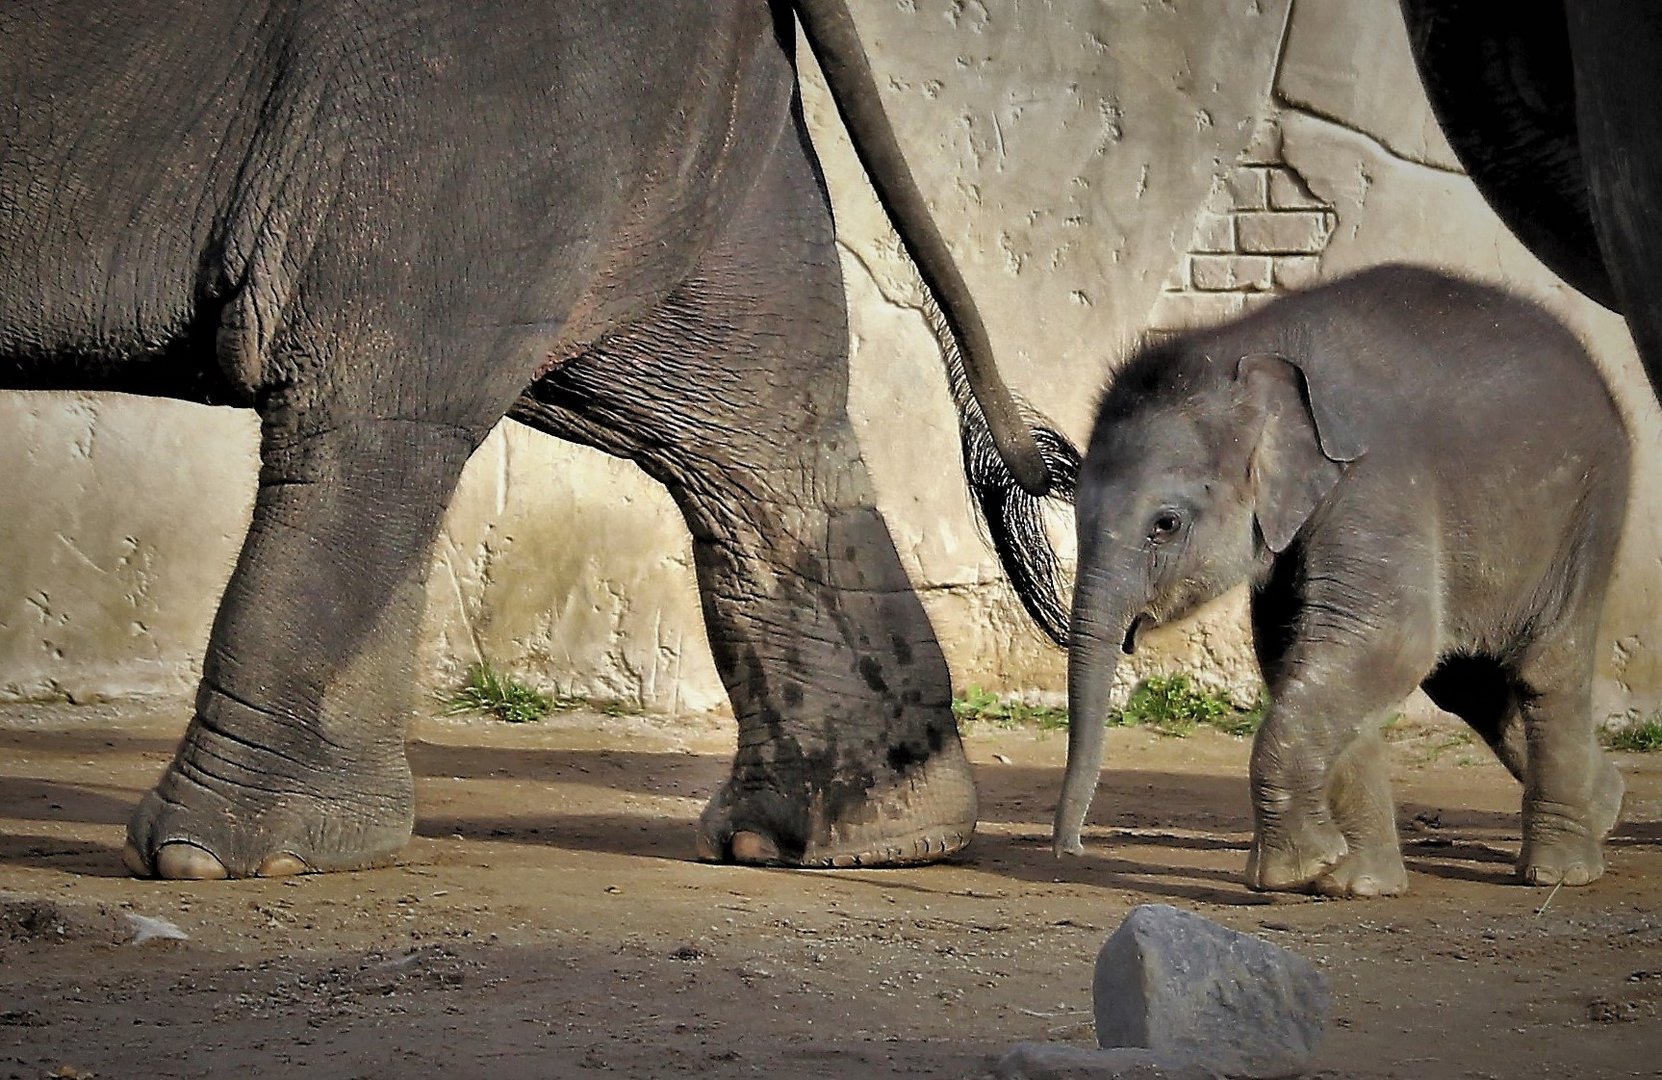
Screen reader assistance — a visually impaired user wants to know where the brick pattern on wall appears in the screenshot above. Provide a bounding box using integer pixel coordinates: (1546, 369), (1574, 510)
(1148, 119), (1337, 332)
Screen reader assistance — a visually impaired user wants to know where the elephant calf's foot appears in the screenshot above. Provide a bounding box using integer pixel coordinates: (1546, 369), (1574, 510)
(1311, 845), (1408, 899)
(123, 733), (415, 880)
(1517, 833), (1605, 887)
(1247, 817), (1347, 893)
(695, 727), (978, 868)
(1591, 755), (1626, 840)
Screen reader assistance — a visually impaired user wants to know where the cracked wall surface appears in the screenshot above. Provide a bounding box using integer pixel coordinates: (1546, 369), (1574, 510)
(4, 0), (1661, 727)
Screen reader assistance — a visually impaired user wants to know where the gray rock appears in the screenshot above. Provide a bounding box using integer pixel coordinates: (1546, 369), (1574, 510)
(992, 1043), (1224, 1080)
(1093, 905), (1330, 1079)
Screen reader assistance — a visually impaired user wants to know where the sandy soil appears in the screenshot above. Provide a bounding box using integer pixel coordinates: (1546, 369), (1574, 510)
(2, 699), (1659, 1079)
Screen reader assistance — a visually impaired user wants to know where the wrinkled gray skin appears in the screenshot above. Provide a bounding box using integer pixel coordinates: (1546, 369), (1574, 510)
(1059, 265), (1629, 897)
(0, 0), (1073, 880)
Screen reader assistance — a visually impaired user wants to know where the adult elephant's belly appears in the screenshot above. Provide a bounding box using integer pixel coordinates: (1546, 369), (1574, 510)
(0, 0), (797, 406)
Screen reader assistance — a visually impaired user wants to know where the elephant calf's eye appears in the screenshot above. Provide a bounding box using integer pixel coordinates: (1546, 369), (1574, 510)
(1149, 510), (1183, 544)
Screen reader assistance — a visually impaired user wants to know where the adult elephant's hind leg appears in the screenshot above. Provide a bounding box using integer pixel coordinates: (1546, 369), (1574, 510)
(124, 417), (482, 879)
(690, 470), (977, 868)
(518, 129), (975, 868)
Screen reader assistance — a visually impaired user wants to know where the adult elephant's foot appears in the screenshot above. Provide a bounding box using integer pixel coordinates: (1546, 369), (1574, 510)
(122, 714), (414, 880)
(694, 720), (978, 868)
(1246, 816), (1347, 893)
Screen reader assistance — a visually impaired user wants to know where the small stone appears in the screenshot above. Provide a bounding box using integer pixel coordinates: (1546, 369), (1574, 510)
(1093, 905), (1330, 1079)
(124, 913), (188, 945)
(991, 1043), (1222, 1080)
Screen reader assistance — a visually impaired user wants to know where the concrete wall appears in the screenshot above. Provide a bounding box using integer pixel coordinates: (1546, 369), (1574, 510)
(4, 0), (1659, 726)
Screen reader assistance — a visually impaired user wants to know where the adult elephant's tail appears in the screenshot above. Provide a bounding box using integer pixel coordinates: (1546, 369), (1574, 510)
(794, 0), (1081, 646)
(924, 297), (1079, 647)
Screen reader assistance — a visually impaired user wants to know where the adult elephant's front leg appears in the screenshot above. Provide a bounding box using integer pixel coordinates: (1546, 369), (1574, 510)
(124, 418), (481, 879)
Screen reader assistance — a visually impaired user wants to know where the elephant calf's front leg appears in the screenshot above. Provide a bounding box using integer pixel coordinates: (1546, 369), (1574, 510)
(1246, 708), (1349, 893)
(1310, 729), (1408, 897)
(1247, 685), (1414, 898)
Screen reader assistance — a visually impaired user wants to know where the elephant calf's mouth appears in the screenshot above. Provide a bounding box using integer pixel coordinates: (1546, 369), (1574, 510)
(1123, 612), (1153, 655)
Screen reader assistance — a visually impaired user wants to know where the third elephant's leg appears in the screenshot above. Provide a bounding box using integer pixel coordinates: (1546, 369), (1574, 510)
(514, 118), (975, 868)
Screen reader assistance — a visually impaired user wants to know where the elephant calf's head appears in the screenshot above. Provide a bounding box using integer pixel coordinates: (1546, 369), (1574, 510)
(1054, 338), (1364, 856)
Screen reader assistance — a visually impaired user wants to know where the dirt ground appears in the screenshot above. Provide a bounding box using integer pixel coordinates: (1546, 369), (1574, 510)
(2, 699), (1659, 1080)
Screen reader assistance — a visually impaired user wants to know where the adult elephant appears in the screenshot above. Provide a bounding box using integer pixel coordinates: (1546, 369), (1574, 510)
(1399, 2), (1662, 403)
(0, 1), (1076, 879)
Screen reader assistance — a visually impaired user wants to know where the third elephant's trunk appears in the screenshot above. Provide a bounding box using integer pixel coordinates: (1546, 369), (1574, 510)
(1053, 577), (1128, 856)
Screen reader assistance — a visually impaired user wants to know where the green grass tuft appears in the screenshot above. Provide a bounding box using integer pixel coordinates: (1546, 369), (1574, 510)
(1603, 716), (1662, 753)
(1114, 673), (1262, 738)
(952, 686), (1070, 730)
(443, 661), (559, 724)
(952, 675), (1262, 738)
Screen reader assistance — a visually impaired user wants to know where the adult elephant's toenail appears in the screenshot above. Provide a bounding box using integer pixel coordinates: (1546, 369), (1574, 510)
(256, 854), (309, 877)
(155, 842), (231, 881)
(730, 831), (780, 864)
(120, 842), (153, 878)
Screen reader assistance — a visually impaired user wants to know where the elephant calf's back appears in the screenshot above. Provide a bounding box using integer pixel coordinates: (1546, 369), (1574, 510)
(1288, 265), (1629, 478)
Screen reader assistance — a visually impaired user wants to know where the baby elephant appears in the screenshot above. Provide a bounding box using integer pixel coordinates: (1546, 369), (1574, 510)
(1058, 263), (1629, 897)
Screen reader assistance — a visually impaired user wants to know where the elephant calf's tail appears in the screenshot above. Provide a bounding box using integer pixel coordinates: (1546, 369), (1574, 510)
(924, 297), (1080, 648)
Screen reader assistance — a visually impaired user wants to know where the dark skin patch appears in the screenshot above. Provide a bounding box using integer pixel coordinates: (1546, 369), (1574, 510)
(856, 656), (889, 695)
(886, 741), (926, 772)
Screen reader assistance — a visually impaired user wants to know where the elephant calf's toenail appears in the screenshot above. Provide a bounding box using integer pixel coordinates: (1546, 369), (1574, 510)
(693, 833), (725, 863)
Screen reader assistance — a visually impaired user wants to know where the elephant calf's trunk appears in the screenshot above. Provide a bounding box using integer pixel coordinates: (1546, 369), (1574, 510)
(1054, 603), (1125, 856)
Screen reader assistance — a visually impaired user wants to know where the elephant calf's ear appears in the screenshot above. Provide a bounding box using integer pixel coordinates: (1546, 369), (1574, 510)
(1236, 354), (1362, 553)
